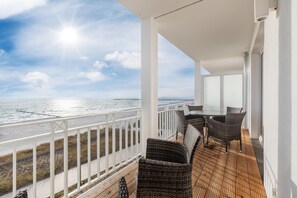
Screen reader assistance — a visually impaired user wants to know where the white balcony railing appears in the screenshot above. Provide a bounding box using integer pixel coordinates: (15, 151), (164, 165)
(0, 101), (193, 198)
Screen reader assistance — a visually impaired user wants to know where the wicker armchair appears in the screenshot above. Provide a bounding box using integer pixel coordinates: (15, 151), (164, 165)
(118, 125), (201, 197)
(207, 112), (246, 153)
(212, 106), (243, 123)
(118, 158), (192, 198)
(136, 158), (192, 197)
(175, 110), (204, 140)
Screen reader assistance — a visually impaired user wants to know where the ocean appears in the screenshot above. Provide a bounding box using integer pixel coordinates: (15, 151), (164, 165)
(0, 98), (190, 143)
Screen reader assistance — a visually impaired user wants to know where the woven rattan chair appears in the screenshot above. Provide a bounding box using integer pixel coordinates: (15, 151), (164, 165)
(207, 112), (246, 153)
(118, 158), (193, 198)
(118, 125), (201, 197)
(176, 110), (204, 140)
(212, 106), (243, 123)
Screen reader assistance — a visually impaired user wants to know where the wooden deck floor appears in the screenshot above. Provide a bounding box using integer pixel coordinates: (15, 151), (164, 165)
(82, 130), (266, 198)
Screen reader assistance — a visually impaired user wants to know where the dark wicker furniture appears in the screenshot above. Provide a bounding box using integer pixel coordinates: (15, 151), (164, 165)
(118, 125), (201, 197)
(212, 106), (243, 123)
(207, 112), (246, 153)
(175, 110), (204, 140)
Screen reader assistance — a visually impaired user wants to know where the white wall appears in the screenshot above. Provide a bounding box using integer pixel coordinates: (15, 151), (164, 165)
(248, 53), (262, 138)
(263, 1), (297, 197)
(291, 0), (297, 196)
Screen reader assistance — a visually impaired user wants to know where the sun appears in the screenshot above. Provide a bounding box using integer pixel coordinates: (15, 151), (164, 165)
(59, 26), (79, 45)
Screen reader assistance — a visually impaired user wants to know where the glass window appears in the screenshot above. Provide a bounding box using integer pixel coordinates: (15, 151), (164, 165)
(204, 76), (221, 110)
(223, 74), (243, 108)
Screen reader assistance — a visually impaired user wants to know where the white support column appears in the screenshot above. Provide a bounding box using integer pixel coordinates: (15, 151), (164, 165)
(243, 52), (249, 129)
(195, 61), (203, 105)
(249, 53), (262, 138)
(141, 17), (158, 155)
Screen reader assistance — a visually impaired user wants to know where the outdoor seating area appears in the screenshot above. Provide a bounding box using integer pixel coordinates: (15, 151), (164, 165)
(80, 105), (264, 198)
(83, 128), (266, 197)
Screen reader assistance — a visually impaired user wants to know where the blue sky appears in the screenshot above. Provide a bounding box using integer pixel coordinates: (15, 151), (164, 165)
(0, 0), (196, 99)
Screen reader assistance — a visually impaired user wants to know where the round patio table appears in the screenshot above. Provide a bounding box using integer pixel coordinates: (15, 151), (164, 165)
(187, 110), (226, 146)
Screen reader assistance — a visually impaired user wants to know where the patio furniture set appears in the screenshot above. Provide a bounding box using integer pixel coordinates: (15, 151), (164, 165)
(118, 105), (246, 198)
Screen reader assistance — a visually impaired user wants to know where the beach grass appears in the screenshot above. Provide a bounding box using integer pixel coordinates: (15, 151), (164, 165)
(0, 127), (140, 196)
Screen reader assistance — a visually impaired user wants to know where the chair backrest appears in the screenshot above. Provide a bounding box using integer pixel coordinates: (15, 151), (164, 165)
(227, 106), (243, 113)
(188, 105), (203, 111)
(176, 110), (187, 133)
(137, 158), (192, 198)
(225, 112), (246, 126)
(184, 124), (201, 164)
(118, 177), (129, 198)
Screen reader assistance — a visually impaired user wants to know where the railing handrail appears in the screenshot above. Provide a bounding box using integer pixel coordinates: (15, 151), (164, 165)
(0, 101), (193, 129)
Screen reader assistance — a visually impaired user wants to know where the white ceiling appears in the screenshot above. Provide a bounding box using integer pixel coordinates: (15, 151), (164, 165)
(202, 56), (244, 74)
(119, 0), (255, 73)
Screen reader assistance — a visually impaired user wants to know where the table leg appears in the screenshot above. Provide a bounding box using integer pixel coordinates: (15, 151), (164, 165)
(203, 116), (208, 147)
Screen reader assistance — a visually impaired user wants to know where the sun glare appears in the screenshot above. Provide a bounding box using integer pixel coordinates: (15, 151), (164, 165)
(59, 27), (79, 45)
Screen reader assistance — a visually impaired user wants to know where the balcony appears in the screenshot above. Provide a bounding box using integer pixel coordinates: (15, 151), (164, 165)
(81, 130), (266, 198)
(0, 102), (192, 198)
(0, 101), (266, 197)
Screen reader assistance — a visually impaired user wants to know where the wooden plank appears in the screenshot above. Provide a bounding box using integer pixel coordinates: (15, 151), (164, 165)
(205, 142), (227, 198)
(235, 130), (251, 197)
(243, 130), (266, 198)
(83, 163), (137, 197)
(195, 141), (222, 189)
(220, 141), (238, 198)
(97, 166), (137, 197)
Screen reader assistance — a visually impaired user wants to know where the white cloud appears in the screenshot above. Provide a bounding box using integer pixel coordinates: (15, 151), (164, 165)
(79, 71), (107, 82)
(22, 71), (50, 88)
(0, 0), (47, 19)
(111, 73), (118, 76)
(93, 61), (107, 69)
(0, 49), (5, 56)
(105, 51), (140, 69)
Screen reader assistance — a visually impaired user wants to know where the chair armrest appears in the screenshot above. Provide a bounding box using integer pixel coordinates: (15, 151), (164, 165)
(146, 138), (188, 164)
(137, 158), (192, 198)
(207, 118), (226, 131)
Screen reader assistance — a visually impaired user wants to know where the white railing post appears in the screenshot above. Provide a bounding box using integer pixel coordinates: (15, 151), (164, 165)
(111, 113), (116, 170)
(33, 141), (37, 198)
(50, 122), (55, 198)
(119, 121), (123, 165)
(97, 126), (100, 178)
(87, 128), (91, 184)
(125, 121), (129, 161)
(137, 110), (143, 155)
(77, 129), (81, 191)
(105, 114), (109, 174)
(63, 120), (69, 198)
(12, 143), (16, 197)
